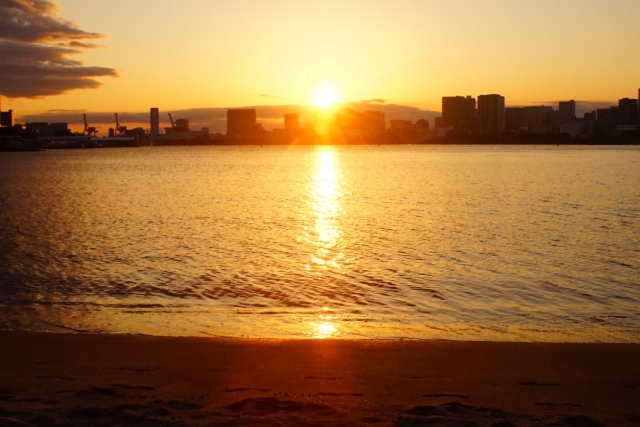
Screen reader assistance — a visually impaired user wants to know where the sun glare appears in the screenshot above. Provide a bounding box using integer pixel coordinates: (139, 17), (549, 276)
(310, 81), (341, 108)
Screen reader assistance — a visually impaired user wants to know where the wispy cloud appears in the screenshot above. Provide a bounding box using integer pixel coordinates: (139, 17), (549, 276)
(0, 0), (117, 98)
(359, 99), (386, 104)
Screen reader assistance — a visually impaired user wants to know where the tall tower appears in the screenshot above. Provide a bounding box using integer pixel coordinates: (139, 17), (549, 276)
(150, 108), (159, 136)
(558, 101), (576, 124)
(477, 94), (505, 135)
(618, 98), (638, 125)
(442, 96), (476, 131)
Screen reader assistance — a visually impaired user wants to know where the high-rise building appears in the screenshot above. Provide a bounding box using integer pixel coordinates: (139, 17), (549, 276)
(442, 96), (476, 131)
(595, 107), (619, 136)
(284, 114), (299, 132)
(0, 110), (13, 127)
(504, 107), (524, 132)
(227, 109), (256, 137)
(477, 94), (505, 135)
(558, 101), (576, 124)
(618, 98), (638, 125)
(0, 97), (13, 128)
(150, 108), (159, 136)
(522, 106), (554, 134)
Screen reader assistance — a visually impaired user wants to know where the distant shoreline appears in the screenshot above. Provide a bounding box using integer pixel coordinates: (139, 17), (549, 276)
(2, 141), (638, 152)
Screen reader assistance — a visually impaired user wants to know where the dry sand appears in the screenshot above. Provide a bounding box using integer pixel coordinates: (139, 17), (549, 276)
(0, 331), (638, 426)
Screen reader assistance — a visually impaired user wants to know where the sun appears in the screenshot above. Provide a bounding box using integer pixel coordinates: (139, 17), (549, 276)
(310, 81), (341, 108)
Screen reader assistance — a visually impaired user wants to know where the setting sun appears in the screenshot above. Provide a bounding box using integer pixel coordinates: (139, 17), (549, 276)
(310, 81), (341, 108)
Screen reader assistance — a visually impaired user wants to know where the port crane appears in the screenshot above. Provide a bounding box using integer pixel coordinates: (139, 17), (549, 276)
(83, 114), (98, 137)
(168, 113), (176, 130)
(114, 113), (127, 136)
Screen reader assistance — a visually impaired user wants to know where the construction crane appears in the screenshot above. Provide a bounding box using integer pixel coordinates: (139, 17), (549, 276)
(83, 114), (98, 137)
(168, 113), (175, 130)
(114, 113), (127, 136)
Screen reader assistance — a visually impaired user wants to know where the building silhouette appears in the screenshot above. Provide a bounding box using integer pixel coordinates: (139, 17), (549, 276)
(227, 109), (257, 138)
(442, 96), (476, 132)
(504, 107), (524, 132)
(558, 101), (576, 124)
(150, 108), (159, 136)
(0, 97), (13, 128)
(477, 94), (505, 135)
(415, 119), (430, 140)
(595, 107), (618, 136)
(522, 106), (554, 134)
(175, 119), (189, 131)
(284, 114), (299, 132)
(0, 110), (13, 128)
(25, 122), (69, 136)
(388, 120), (416, 141)
(618, 98), (638, 126)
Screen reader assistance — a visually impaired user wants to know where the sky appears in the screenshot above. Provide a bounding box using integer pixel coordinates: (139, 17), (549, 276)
(2, 0), (640, 132)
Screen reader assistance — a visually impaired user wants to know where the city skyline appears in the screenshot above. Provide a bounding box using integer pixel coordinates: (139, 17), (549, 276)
(2, 0), (640, 128)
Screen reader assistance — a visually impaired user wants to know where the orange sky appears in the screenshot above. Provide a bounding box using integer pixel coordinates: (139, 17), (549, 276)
(2, 0), (640, 128)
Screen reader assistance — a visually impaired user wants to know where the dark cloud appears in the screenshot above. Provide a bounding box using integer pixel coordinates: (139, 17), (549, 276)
(0, 0), (99, 42)
(18, 104), (442, 133)
(66, 41), (101, 49)
(0, 0), (116, 98)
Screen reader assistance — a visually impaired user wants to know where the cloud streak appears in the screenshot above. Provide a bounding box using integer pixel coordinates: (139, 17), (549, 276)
(0, 0), (116, 98)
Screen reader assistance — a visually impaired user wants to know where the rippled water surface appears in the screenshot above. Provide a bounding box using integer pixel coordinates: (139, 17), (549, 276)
(0, 145), (638, 341)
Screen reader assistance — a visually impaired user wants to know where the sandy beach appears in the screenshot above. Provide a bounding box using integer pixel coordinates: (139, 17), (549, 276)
(0, 331), (638, 426)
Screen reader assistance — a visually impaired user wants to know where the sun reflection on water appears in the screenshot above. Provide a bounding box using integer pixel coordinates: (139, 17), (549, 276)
(309, 148), (343, 270)
(305, 149), (344, 338)
(308, 307), (339, 338)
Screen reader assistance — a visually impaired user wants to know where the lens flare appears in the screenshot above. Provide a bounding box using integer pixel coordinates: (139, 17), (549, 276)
(310, 81), (341, 108)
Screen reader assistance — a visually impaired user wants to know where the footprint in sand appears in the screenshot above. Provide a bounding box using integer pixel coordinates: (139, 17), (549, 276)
(74, 387), (123, 398)
(118, 367), (152, 373)
(317, 392), (362, 397)
(519, 381), (560, 387)
(153, 399), (201, 411)
(37, 375), (74, 381)
(112, 403), (148, 411)
(0, 390), (15, 401)
(304, 376), (343, 380)
(536, 402), (583, 408)
(226, 397), (330, 414)
(423, 393), (471, 399)
(110, 384), (155, 391)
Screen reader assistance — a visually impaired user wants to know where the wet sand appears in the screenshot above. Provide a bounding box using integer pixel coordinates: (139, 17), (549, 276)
(0, 331), (638, 426)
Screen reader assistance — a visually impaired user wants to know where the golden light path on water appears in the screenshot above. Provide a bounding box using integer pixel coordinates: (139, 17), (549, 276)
(307, 148), (342, 338)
